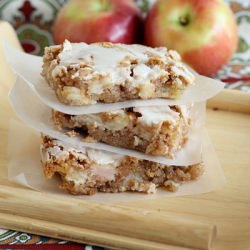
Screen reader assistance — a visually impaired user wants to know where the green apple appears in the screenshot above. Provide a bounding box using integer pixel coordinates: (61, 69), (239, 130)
(144, 0), (238, 76)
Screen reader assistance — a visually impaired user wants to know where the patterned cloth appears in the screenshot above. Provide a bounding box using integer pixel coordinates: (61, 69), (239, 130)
(0, 0), (67, 55)
(0, 229), (103, 249)
(214, 0), (250, 91)
(0, 0), (249, 248)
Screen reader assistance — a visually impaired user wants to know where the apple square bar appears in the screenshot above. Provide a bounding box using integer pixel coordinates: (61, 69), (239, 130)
(41, 136), (204, 195)
(42, 40), (195, 105)
(52, 105), (191, 158)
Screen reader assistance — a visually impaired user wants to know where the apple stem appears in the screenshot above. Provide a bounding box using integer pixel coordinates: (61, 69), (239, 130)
(179, 16), (189, 26)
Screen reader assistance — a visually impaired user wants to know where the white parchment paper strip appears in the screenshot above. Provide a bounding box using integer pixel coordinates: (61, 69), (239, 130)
(8, 119), (226, 204)
(9, 77), (206, 166)
(5, 44), (225, 115)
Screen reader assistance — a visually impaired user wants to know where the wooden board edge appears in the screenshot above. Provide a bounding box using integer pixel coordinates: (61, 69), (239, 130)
(207, 89), (250, 114)
(0, 212), (190, 250)
(0, 185), (215, 250)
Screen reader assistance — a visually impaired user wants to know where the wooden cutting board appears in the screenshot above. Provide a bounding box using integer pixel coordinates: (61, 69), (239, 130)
(1, 81), (250, 249)
(1, 21), (250, 249)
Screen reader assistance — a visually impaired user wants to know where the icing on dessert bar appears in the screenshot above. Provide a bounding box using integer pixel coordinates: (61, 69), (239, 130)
(42, 41), (195, 105)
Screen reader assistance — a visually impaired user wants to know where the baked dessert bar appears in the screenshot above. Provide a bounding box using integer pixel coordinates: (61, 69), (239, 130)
(41, 136), (203, 195)
(42, 40), (195, 105)
(52, 105), (191, 158)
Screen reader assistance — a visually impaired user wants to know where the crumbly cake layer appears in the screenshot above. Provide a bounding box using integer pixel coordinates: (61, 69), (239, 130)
(40, 136), (203, 195)
(52, 105), (191, 158)
(42, 40), (195, 105)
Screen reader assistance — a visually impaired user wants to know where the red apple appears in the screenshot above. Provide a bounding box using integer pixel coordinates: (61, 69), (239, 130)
(53, 0), (143, 45)
(144, 0), (238, 76)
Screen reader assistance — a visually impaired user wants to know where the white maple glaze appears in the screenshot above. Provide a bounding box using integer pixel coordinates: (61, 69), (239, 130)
(41, 137), (123, 165)
(133, 106), (180, 125)
(51, 40), (194, 96)
(68, 104), (190, 130)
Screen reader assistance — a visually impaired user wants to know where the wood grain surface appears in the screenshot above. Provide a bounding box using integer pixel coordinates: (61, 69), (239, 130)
(0, 24), (250, 249)
(0, 185), (216, 250)
(1, 80), (250, 249)
(0, 83), (217, 250)
(207, 89), (250, 114)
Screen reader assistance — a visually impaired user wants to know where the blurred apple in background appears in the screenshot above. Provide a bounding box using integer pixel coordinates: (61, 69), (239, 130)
(53, 0), (143, 44)
(144, 0), (238, 76)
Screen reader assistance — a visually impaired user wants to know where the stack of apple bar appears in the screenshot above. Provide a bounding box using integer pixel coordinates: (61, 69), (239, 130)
(40, 40), (203, 195)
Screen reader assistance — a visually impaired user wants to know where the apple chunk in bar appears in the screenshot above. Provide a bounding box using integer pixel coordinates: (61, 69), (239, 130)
(52, 105), (191, 158)
(41, 136), (204, 195)
(42, 40), (195, 105)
